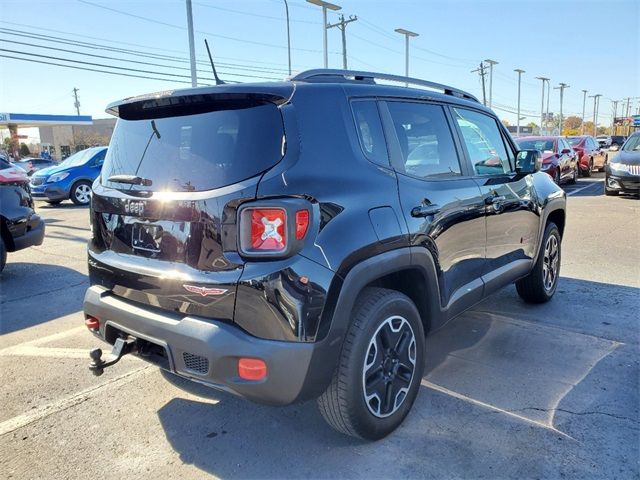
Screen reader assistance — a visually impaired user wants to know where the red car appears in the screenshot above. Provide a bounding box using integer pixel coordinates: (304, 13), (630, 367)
(566, 135), (607, 177)
(516, 136), (579, 184)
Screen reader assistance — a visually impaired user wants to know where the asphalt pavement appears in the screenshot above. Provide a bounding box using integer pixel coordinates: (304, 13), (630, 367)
(0, 173), (638, 479)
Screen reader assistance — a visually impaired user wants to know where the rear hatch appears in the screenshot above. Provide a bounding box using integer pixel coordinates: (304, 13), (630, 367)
(89, 88), (291, 321)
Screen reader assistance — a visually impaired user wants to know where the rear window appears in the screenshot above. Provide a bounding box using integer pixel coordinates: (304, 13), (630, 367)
(567, 137), (583, 146)
(102, 102), (284, 192)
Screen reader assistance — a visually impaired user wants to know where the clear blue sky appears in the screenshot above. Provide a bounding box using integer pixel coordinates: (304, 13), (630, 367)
(1, 0), (638, 130)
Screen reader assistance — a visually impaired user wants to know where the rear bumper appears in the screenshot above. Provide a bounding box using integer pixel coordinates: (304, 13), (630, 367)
(11, 214), (45, 251)
(83, 285), (328, 405)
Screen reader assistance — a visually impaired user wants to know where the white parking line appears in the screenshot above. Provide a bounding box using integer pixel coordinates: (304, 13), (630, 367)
(567, 181), (602, 196)
(0, 366), (151, 437)
(0, 326), (85, 353)
(0, 345), (89, 359)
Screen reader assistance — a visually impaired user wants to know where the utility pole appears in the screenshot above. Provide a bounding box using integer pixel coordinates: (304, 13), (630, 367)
(581, 89), (588, 134)
(514, 69), (525, 136)
(72, 87), (80, 116)
(555, 83), (569, 135)
(536, 77), (549, 134)
(546, 80), (551, 131)
(307, 0), (341, 69)
(284, 0), (291, 75)
(471, 62), (487, 106)
(327, 14), (357, 69)
(484, 59), (498, 108)
(185, 0), (197, 87)
(395, 29), (419, 86)
(611, 100), (619, 135)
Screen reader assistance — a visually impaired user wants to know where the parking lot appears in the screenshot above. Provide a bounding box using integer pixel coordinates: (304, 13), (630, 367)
(0, 173), (638, 479)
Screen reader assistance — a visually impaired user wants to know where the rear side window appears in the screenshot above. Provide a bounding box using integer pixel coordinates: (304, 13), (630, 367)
(102, 102), (284, 192)
(453, 108), (512, 175)
(351, 101), (388, 165)
(387, 101), (461, 178)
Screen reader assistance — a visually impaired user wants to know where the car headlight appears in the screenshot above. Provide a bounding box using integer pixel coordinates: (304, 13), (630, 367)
(47, 172), (70, 183)
(609, 162), (630, 173)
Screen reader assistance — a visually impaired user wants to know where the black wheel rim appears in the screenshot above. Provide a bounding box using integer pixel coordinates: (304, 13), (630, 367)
(542, 234), (559, 292)
(362, 315), (416, 418)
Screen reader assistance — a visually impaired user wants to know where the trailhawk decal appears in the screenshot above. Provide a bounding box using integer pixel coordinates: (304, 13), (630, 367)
(182, 285), (228, 297)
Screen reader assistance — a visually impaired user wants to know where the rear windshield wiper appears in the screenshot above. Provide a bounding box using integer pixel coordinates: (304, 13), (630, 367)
(107, 174), (152, 187)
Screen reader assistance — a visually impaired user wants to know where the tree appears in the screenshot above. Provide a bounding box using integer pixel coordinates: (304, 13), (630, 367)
(70, 131), (111, 152)
(501, 119), (510, 127)
(19, 143), (30, 157)
(564, 116), (582, 130)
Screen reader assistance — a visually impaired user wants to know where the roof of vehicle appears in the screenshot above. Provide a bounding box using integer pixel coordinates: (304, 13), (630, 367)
(106, 69), (491, 118)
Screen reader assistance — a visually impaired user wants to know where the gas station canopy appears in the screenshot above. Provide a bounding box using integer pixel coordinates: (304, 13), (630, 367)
(0, 112), (93, 127)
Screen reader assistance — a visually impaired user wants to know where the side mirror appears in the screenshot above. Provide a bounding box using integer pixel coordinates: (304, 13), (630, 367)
(516, 149), (542, 174)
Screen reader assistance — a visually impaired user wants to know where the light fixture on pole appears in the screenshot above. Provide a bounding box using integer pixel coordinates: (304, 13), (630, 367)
(484, 59), (498, 108)
(514, 69), (525, 136)
(395, 29), (419, 86)
(536, 77), (549, 135)
(307, 0), (341, 68)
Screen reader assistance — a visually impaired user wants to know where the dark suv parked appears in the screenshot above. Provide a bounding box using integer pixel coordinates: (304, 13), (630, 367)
(84, 69), (566, 439)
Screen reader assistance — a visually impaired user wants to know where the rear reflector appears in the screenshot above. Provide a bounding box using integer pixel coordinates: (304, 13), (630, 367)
(238, 358), (267, 381)
(242, 208), (287, 253)
(85, 316), (100, 330)
(295, 209), (309, 240)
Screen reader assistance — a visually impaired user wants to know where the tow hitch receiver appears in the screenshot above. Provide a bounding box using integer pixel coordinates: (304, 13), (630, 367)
(89, 337), (136, 376)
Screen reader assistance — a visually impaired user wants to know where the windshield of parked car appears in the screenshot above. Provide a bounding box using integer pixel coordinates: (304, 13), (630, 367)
(622, 135), (640, 152)
(516, 139), (555, 152)
(58, 148), (102, 168)
(567, 137), (583, 146)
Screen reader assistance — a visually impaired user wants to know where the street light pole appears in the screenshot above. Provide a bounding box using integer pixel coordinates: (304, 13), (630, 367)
(514, 69), (525, 136)
(185, 0), (197, 87)
(536, 77), (549, 134)
(307, 0), (341, 69)
(611, 100), (619, 135)
(484, 59), (498, 108)
(555, 83), (569, 135)
(284, 0), (291, 75)
(395, 29), (419, 86)
(581, 89), (588, 135)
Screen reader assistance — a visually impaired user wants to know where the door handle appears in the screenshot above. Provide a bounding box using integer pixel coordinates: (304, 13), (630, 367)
(411, 204), (441, 217)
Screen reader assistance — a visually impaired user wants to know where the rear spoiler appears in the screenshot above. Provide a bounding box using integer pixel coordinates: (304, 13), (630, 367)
(106, 86), (293, 120)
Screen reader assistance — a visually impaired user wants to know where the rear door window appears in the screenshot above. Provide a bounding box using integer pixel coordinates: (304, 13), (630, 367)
(102, 101), (284, 192)
(386, 101), (461, 178)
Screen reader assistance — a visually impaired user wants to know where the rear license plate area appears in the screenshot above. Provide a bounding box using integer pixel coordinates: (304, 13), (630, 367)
(131, 222), (163, 253)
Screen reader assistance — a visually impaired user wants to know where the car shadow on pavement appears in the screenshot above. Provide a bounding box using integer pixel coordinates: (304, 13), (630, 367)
(155, 276), (638, 478)
(36, 201), (89, 210)
(0, 263), (88, 334)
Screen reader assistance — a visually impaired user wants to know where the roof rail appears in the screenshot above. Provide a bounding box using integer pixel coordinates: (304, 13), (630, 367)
(290, 69), (479, 103)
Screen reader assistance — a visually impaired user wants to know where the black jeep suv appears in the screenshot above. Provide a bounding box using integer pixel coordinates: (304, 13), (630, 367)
(84, 69), (566, 440)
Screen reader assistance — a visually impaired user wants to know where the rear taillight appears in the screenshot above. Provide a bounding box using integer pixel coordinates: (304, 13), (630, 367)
(239, 202), (311, 257)
(249, 208), (287, 252)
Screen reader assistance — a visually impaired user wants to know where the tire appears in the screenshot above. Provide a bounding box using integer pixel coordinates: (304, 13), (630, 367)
(516, 222), (561, 304)
(604, 186), (619, 196)
(583, 159), (593, 177)
(70, 181), (92, 206)
(569, 165), (578, 184)
(554, 170), (561, 185)
(317, 287), (425, 440)
(0, 235), (6, 273)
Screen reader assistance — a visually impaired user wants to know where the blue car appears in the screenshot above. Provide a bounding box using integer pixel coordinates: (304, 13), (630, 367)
(30, 147), (107, 205)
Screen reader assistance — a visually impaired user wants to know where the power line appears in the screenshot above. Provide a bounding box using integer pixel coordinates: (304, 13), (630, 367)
(194, 1), (319, 24)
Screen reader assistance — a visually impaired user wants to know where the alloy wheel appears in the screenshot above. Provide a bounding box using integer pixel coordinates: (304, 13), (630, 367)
(542, 234), (559, 292)
(74, 184), (91, 204)
(362, 315), (417, 418)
